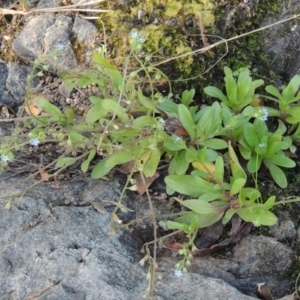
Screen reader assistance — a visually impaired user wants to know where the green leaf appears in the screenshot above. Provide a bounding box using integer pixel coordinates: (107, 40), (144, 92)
(282, 74), (300, 102)
(89, 96), (102, 104)
(81, 149), (97, 172)
(36, 98), (62, 115)
(69, 132), (86, 144)
(175, 198), (216, 214)
(225, 73), (238, 107)
(264, 195), (276, 209)
(137, 87), (159, 112)
(105, 150), (133, 168)
(64, 108), (74, 124)
(222, 208), (236, 224)
(204, 86), (229, 105)
(178, 104), (196, 141)
(163, 135), (187, 151)
(198, 190), (225, 202)
(165, 175), (214, 197)
(268, 153), (295, 168)
(91, 158), (112, 179)
(86, 104), (107, 123)
(230, 178), (246, 195)
(215, 156), (224, 183)
(133, 115), (155, 128)
(265, 85), (283, 101)
(143, 148), (161, 177)
(181, 89), (195, 106)
(173, 150), (189, 175)
(158, 99), (178, 116)
(55, 157), (76, 168)
(201, 138), (228, 150)
(101, 99), (129, 123)
(244, 122), (259, 149)
(164, 220), (190, 232)
(247, 155), (262, 173)
(228, 141), (247, 180)
(264, 159), (287, 188)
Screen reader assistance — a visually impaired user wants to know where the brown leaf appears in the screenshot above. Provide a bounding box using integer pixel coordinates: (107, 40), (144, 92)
(25, 95), (46, 116)
(89, 201), (106, 214)
(277, 293), (300, 300)
(230, 222), (253, 244)
(163, 242), (185, 251)
(118, 160), (136, 174)
(255, 283), (274, 300)
(2, 106), (10, 118)
(133, 172), (159, 195)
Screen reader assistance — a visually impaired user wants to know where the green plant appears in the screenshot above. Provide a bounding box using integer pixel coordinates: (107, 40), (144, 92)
(263, 74), (300, 124)
(204, 67), (264, 114)
(238, 118), (295, 188)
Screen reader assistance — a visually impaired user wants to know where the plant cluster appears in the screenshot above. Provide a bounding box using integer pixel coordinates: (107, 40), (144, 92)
(2, 32), (300, 276)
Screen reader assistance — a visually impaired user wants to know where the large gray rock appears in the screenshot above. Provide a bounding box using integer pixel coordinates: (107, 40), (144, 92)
(261, 0), (300, 77)
(0, 175), (258, 300)
(12, 14), (55, 63)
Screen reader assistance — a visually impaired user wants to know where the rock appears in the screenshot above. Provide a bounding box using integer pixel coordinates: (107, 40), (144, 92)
(43, 15), (77, 72)
(0, 60), (14, 106)
(268, 210), (296, 241)
(0, 175), (261, 299)
(171, 235), (296, 298)
(12, 14), (55, 63)
(5, 62), (39, 107)
(231, 235), (295, 297)
(260, 0), (300, 77)
(155, 269), (258, 300)
(37, 0), (62, 9)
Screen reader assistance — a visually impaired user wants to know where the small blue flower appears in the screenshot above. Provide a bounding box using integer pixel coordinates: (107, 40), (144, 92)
(30, 138), (40, 146)
(57, 43), (64, 51)
(258, 143), (266, 148)
(261, 107), (268, 121)
(157, 117), (165, 125)
(174, 136), (182, 143)
(130, 31), (146, 44)
(1, 155), (10, 162)
(174, 270), (183, 277)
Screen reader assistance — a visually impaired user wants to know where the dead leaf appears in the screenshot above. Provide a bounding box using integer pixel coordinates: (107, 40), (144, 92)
(0, 8), (28, 15)
(25, 95), (47, 116)
(2, 106), (10, 118)
(118, 160), (136, 174)
(277, 293), (300, 300)
(133, 172), (159, 195)
(255, 283), (274, 300)
(174, 127), (189, 137)
(39, 167), (51, 181)
(163, 242), (185, 251)
(89, 201), (106, 214)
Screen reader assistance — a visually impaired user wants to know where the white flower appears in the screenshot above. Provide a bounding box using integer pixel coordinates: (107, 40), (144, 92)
(174, 136), (182, 143)
(174, 270), (183, 277)
(258, 143), (266, 148)
(30, 138), (40, 146)
(1, 155), (10, 162)
(130, 31), (146, 44)
(261, 107), (268, 121)
(57, 43), (64, 50)
(157, 117), (165, 125)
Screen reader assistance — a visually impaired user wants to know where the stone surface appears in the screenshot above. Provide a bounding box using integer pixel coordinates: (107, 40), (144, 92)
(268, 210), (296, 241)
(0, 175), (259, 300)
(5, 62), (39, 107)
(0, 60), (14, 106)
(261, 0), (300, 77)
(12, 14), (55, 63)
(175, 235), (296, 298)
(43, 15), (77, 72)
